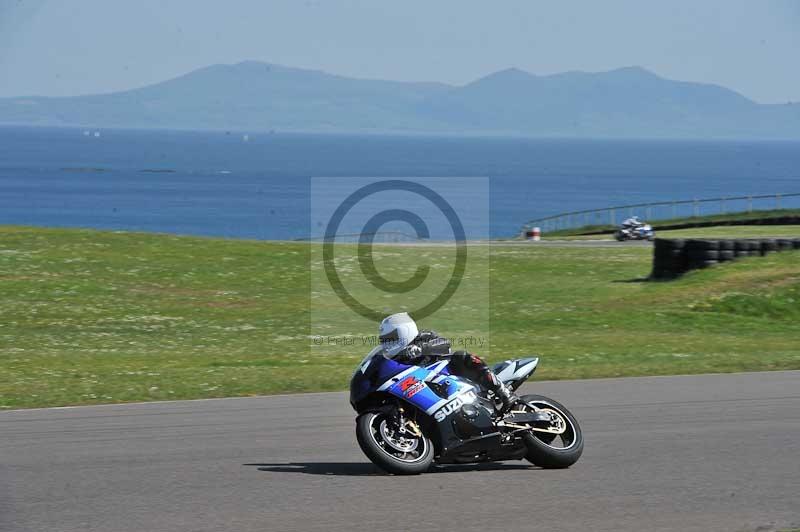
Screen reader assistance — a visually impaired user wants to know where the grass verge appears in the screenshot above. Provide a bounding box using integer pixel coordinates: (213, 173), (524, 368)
(1, 226), (799, 409)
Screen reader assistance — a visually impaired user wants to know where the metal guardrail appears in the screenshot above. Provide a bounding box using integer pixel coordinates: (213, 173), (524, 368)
(522, 192), (800, 234)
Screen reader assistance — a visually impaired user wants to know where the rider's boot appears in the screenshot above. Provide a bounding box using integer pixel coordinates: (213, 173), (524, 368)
(491, 379), (520, 415)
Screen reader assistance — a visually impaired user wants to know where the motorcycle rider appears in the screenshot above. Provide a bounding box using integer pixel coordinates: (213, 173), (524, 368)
(378, 312), (519, 414)
(621, 215), (642, 230)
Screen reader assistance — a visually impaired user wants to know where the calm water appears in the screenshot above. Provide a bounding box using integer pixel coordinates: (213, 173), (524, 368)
(1, 126), (799, 239)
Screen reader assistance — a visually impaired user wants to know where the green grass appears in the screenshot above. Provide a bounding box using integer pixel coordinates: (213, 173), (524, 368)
(1, 226), (799, 409)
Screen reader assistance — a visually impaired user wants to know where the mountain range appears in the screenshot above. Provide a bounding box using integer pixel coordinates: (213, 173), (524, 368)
(2, 61), (799, 139)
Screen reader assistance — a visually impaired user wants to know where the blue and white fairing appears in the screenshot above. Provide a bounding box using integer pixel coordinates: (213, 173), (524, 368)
(490, 357), (540, 390)
(351, 348), (541, 412)
(349, 347), (478, 419)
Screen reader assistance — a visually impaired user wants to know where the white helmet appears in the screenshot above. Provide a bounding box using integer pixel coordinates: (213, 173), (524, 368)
(379, 312), (419, 358)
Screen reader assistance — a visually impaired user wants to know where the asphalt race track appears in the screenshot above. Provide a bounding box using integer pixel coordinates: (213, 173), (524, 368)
(2, 371), (798, 532)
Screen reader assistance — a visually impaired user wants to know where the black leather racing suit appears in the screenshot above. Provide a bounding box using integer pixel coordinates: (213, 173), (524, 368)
(392, 330), (516, 409)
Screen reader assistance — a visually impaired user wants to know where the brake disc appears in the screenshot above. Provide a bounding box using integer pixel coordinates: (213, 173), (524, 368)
(379, 420), (419, 452)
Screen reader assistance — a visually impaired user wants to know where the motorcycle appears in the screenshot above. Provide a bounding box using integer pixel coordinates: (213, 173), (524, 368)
(615, 223), (655, 241)
(350, 347), (583, 474)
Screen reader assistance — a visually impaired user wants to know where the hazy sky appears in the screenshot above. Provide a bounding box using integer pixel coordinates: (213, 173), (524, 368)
(1, 0), (798, 102)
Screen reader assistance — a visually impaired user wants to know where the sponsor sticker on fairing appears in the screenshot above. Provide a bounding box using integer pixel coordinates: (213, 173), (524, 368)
(404, 381), (426, 398)
(433, 390), (477, 422)
(399, 376), (419, 392)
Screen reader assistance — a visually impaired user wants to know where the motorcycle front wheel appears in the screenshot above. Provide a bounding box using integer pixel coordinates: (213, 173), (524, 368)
(356, 410), (434, 475)
(519, 394), (584, 469)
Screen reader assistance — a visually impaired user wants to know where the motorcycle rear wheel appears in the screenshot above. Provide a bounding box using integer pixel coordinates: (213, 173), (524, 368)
(519, 394), (583, 469)
(356, 410), (433, 475)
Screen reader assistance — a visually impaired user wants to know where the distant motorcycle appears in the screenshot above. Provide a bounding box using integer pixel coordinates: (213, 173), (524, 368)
(350, 347), (583, 474)
(615, 222), (655, 241)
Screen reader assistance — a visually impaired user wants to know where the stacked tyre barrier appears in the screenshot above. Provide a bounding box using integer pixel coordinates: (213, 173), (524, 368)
(651, 238), (800, 280)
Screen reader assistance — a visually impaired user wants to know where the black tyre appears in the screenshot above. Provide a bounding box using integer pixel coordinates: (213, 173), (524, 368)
(356, 410), (433, 475)
(519, 394), (583, 469)
(717, 240), (735, 251)
(651, 254), (675, 270)
(686, 239), (720, 251)
(654, 247), (684, 260)
(653, 238), (685, 257)
(718, 250), (735, 262)
(690, 259), (718, 269)
(614, 231), (626, 242)
(688, 249), (719, 261)
(793, 239), (800, 250)
(760, 239), (778, 255)
(777, 239), (794, 251)
(665, 257), (688, 272)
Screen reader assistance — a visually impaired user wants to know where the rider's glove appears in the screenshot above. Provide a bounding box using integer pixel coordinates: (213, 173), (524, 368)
(416, 330), (439, 342)
(394, 344), (422, 363)
(420, 336), (451, 356)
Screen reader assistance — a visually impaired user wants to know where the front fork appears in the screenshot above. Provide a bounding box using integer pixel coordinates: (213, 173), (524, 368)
(395, 405), (423, 437)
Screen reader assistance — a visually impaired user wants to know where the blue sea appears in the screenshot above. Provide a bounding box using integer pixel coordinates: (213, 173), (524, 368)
(1, 126), (798, 239)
